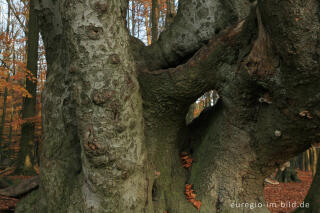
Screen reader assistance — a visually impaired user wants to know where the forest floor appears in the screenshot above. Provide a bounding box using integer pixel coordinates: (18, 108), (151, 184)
(0, 174), (33, 212)
(0, 170), (314, 212)
(264, 170), (313, 213)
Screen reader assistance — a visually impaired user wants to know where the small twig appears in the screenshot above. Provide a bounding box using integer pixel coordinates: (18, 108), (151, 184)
(6, 0), (27, 34)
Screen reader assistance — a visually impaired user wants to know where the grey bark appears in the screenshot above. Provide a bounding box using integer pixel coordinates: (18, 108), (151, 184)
(165, 0), (175, 28)
(136, 0), (252, 70)
(16, 0), (320, 213)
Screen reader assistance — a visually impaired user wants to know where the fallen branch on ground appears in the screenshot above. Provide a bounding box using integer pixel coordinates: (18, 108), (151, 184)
(0, 176), (39, 197)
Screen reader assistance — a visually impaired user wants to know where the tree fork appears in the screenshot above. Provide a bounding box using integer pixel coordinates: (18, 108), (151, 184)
(16, 0), (320, 212)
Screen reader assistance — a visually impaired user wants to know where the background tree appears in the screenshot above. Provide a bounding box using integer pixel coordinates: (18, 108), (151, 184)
(14, 0), (39, 175)
(165, 0), (175, 28)
(0, 1), (11, 154)
(0, 0), (44, 172)
(151, 0), (160, 43)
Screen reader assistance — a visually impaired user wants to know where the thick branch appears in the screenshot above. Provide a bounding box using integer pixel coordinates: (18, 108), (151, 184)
(139, 19), (251, 109)
(135, 0), (252, 70)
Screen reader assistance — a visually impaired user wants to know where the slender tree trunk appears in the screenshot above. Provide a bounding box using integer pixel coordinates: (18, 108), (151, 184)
(144, 4), (152, 45)
(151, 0), (160, 43)
(0, 3), (11, 162)
(14, 0), (39, 175)
(0, 83), (9, 148)
(8, 40), (16, 153)
(137, 4), (141, 38)
(131, 0), (136, 37)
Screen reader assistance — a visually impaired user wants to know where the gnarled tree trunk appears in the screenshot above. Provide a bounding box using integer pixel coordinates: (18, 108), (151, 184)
(16, 0), (320, 213)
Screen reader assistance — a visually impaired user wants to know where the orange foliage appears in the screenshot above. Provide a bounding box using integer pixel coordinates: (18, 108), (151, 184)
(0, 0), (47, 164)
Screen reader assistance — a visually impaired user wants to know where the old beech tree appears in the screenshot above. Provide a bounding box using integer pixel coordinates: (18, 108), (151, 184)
(16, 0), (320, 213)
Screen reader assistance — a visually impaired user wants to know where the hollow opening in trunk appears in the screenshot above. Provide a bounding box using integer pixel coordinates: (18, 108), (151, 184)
(185, 90), (219, 125)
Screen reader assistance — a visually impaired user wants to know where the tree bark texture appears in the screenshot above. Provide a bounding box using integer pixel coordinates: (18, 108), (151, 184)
(16, 0), (320, 213)
(165, 0), (176, 28)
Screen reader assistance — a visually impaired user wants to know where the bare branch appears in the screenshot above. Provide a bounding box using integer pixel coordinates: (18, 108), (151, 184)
(139, 20), (248, 106)
(6, 0), (27, 35)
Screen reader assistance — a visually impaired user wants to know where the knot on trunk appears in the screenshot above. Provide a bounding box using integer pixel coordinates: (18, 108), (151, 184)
(92, 89), (113, 105)
(109, 54), (121, 64)
(86, 24), (103, 40)
(83, 125), (105, 156)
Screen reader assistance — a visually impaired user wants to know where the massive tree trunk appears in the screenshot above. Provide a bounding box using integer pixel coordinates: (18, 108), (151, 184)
(16, 0), (320, 213)
(15, 0), (39, 175)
